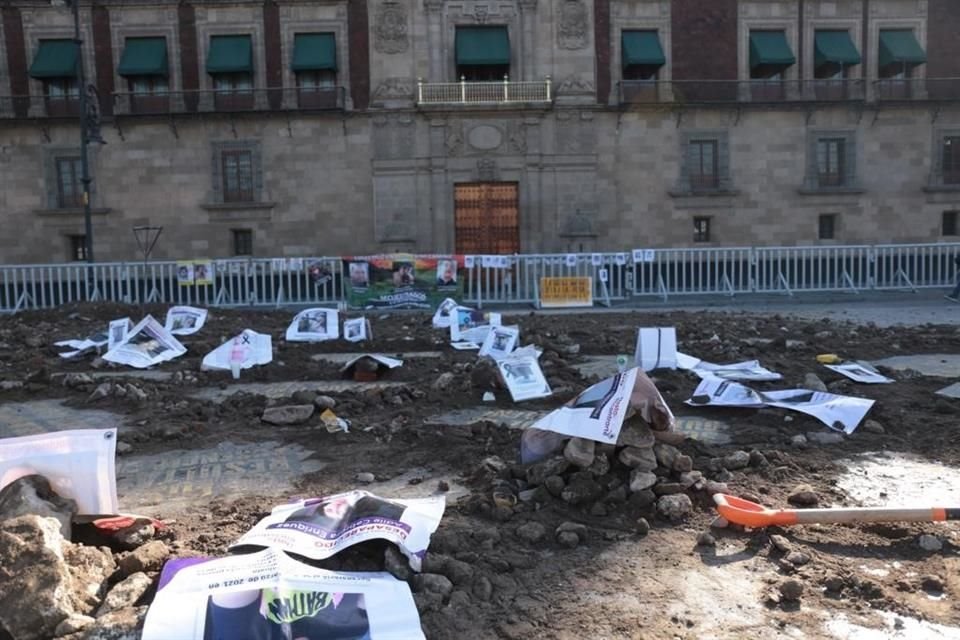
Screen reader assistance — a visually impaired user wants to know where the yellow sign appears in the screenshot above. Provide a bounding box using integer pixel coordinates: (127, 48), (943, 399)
(539, 277), (593, 308)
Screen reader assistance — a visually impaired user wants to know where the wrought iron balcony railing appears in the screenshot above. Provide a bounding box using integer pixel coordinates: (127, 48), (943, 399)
(618, 79), (871, 105)
(417, 77), (552, 106)
(874, 77), (960, 101)
(0, 87), (346, 119)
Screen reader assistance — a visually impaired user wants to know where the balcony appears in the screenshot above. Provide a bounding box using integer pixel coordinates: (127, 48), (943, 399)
(618, 79), (870, 105)
(875, 77), (960, 101)
(416, 77), (552, 106)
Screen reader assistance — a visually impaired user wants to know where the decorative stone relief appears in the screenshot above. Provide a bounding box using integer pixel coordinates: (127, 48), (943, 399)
(556, 75), (595, 95)
(467, 124), (503, 151)
(445, 123), (464, 155)
(477, 158), (499, 181)
(372, 78), (415, 100)
(506, 122), (526, 153)
(374, 0), (409, 54)
(557, 0), (589, 50)
(472, 5), (491, 23)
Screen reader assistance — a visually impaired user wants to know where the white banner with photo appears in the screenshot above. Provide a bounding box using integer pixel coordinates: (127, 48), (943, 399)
(142, 548), (424, 640)
(229, 491), (445, 572)
(344, 318), (372, 343)
(479, 325), (519, 361)
(164, 306), (208, 336)
(685, 378), (875, 433)
(201, 330), (273, 375)
(287, 308), (340, 342)
(676, 352), (782, 381)
(0, 428), (117, 515)
(825, 361), (894, 384)
(498, 345), (552, 402)
(103, 315), (187, 369)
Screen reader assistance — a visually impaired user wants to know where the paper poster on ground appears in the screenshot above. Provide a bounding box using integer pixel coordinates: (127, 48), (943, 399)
(142, 548), (424, 640)
(825, 361), (894, 384)
(344, 318), (372, 343)
(450, 308), (501, 342)
(103, 315), (186, 369)
(339, 354), (403, 373)
(201, 330), (273, 372)
(108, 318), (133, 351)
(431, 298), (460, 329)
(165, 306), (208, 336)
(55, 329), (110, 359)
(677, 352), (782, 381)
(498, 346), (552, 402)
(685, 378), (875, 433)
(0, 428), (117, 515)
(634, 327), (678, 371)
(229, 491), (445, 572)
(479, 325), (519, 361)
(287, 308), (340, 342)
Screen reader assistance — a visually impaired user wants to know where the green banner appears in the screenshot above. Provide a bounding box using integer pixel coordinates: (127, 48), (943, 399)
(343, 254), (463, 309)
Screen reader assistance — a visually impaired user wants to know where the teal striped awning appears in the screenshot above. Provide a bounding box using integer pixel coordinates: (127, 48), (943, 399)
(29, 40), (78, 78)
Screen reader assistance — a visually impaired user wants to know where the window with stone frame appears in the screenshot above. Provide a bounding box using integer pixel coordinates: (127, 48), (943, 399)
(55, 156), (84, 208)
(817, 138), (846, 187)
(943, 211), (958, 237)
(68, 234), (87, 261)
(688, 140), (719, 190)
(941, 136), (960, 185)
(818, 213), (837, 240)
(693, 216), (711, 242)
(676, 131), (732, 195)
(232, 229), (253, 256)
(210, 141), (264, 204)
(44, 77), (80, 117)
(803, 131), (857, 192)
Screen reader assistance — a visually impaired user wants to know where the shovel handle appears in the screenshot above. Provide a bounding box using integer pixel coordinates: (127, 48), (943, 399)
(714, 494), (960, 528)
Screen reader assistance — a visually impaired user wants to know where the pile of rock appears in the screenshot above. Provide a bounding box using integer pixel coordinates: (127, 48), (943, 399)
(86, 380), (149, 404)
(468, 417), (774, 537)
(0, 476), (169, 640)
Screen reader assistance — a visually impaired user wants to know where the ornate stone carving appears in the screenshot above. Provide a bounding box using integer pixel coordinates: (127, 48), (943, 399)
(556, 75), (595, 95)
(374, 0), (409, 54)
(372, 78), (415, 100)
(506, 122), (526, 153)
(472, 5), (491, 23)
(446, 124), (464, 155)
(557, 0), (589, 50)
(477, 158), (499, 181)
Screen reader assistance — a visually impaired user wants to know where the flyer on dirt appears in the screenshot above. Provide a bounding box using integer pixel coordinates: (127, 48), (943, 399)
(229, 490), (445, 572)
(54, 329), (110, 359)
(201, 330), (273, 372)
(344, 254), (463, 310)
(677, 352), (783, 381)
(141, 548), (424, 640)
(634, 327), (678, 371)
(344, 317), (372, 342)
(498, 345), (551, 402)
(0, 429), (118, 515)
(164, 306), (208, 336)
(103, 315), (187, 369)
(286, 308), (340, 342)
(449, 308), (501, 342)
(478, 325), (520, 361)
(824, 361), (894, 384)
(431, 298), (460, 329)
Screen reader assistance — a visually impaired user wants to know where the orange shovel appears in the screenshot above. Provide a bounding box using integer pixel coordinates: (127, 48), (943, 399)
(714, 493), (960, 528)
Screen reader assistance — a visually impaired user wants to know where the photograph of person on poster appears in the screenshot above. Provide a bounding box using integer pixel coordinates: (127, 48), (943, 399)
(203, 589), (371, 640)
(392, 262), (415, 287)
(435, 260), (457, 287)
(349, 262), (370, 289)
(281, 493), (407, 536)
(298, 311), (328, 335)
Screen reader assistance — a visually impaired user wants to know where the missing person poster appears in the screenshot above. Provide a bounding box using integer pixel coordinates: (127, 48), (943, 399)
(343, 254), (463, 310)
(103, 315), (187, 368)
(141, 548), (425, 640)
(230, 490), (445, 572)
(286, 308), (340, 342)
(165, 306), (208, 336)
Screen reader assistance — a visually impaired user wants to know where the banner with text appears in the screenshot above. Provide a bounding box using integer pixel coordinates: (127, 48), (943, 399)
(343, 254), (463, 310)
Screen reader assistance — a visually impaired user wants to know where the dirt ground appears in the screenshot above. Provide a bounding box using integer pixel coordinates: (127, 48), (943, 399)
(2, 303), (959, 639)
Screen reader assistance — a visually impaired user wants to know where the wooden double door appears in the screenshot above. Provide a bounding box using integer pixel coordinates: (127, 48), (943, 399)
(454, 182), (520, 255)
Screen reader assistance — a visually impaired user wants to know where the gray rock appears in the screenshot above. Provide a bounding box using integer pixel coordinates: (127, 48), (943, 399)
(653, 443), (680, 469)
(83, 606), (147, 640)
(921, 574), (945, 592)
(115, 442), (133, 455)
(710, 516), (729, 529)
(556, 521), (588, 538)
(786, 339), (807, 350)
(291, 390), (317, 405)
(412, 573), (454, 599)
(604, 485), (628, 504)
(673, 454), (694, 473)
(748, 450), (768, 467)
(787, 485), (819, 507)
(560, 473), (602, 505)
(628, 489), (657, 510)
(769, 534), (792, 553)
(0, 515), (115, 640)
(543, 475), (565, 497)
(790, 434), (808, 448)
(616, 420), (656, 449)
(53, 614), (96, 636)
(0, 475), (77, 539)
(918, 534), (943, 552)
(586, 452), (611, 478)
(806, 431), (844, 445)
(704, 481), (728, 495)
(118, 540), (169, 576)
(557, 531), (580, 548)
(88, 383), (112, 402)
(678, 471), (704, 488)
(653, 482), (687, 496)
(862, 419), (885, 434)
(785, 551), (811, 566)
(722, 451), (751, 470)
(261, 404), (315, 425)
(0, 380), (24, 390)
(618, 446), (658, 471)
(384, 545), (413, 581)
(628, 470), (658, 493)
(515, 522), (547, 544)
(563, 437), (596, 468)
(62, 373), (94, 388)
(432, 372), (456, 392)
(97, 573), (152, 616)
(656, 494), (693, 521)
(314, 395), (337, 410)
(355, 472), (375, 484)
(441, 558), (475, 586)
(112, 521), (155, 551)
(802, 373), (828, 392)
(526, 457), (570, 486)
(696, 532), (716, 546)
(635, 517), (650, 535)
(779, 579), (804, 601)
(472, 576), (493, 602)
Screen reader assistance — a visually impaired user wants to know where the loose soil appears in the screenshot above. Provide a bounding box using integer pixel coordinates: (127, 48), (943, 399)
(2, 304), (959, 639)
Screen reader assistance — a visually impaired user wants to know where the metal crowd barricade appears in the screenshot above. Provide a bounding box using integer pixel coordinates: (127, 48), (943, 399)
(633, 247), (753, 299)
(872, 243), (960, 291)
(753, 245), (872, 295)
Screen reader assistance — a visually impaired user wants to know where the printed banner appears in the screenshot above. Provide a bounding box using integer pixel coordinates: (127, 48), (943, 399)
(287, 309), (340, 342)
(103, 315), (187, 369)
(539, 277), (593, 308)
(0, 429), (118, 515)
(142, 548), (425, 640)
(230, 490), (445, 571)
(343, 254), (463, 310)
(165, 306), (208, 336)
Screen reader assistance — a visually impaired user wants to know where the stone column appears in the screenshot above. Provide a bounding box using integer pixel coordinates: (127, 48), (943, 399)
(518, 0), (537, 81)
(424, 0), (444, 81)
(429, 118), (450, 250)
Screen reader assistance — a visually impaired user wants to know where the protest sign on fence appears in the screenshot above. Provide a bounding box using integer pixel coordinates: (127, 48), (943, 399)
(539, 277), (593, 308)
(142, 548), (425, 640)
(230, 490), (445, 571)
(343, 254), (463, 310)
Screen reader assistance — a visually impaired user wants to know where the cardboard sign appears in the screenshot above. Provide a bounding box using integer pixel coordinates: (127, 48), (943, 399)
(539, 277), (593, 308)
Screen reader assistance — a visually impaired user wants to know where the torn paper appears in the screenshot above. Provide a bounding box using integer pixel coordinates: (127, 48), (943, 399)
(108, 318), (133, 351)
(431, 298), (460, 329)
(825, 361), (894, 384)
(201, 330), (273, 372)
(164, 306), (208, 336)
(55, 330), (109, 359)
(677, 352), (782, 381)
(634, 327), (678, 371)
(287, 308), (340, 342)
(339, 354), (403, 374)
(103, 315), (186, 369)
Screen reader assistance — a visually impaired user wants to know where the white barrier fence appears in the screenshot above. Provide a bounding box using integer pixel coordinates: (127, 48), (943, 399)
(1, 243), (958, 314)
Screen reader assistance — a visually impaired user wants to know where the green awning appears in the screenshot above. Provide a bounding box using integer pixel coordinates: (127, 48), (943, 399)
(206, 35), (253, 74)
(292, 33), (336, 71)
(621, 31), (666, 68)
(879, 29), (926, 68)
(749, 31), (795, 69)
(455, 27), (510, 66)
(814, 30), (862, 67)
(118, 37), (168, 77)
(29, 40), (78, 79)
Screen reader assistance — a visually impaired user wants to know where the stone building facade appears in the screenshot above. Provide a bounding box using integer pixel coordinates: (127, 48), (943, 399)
(0, 0), (958, 263)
